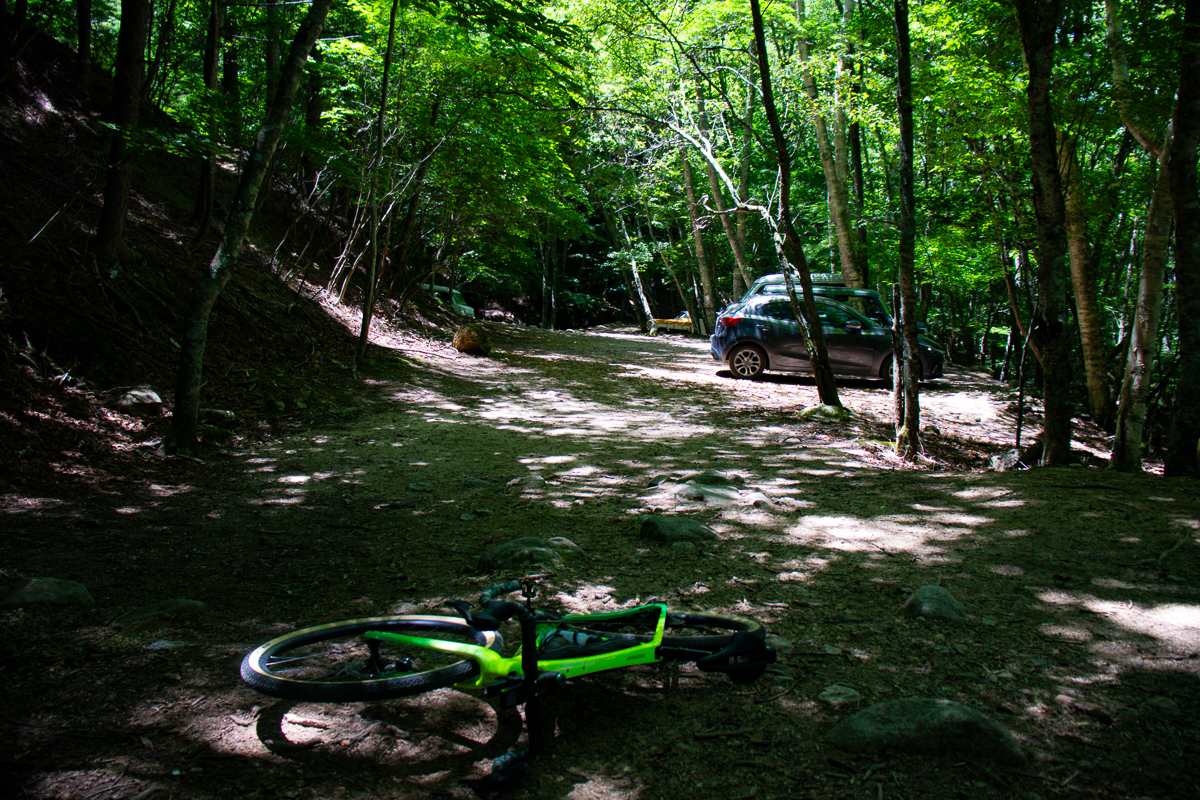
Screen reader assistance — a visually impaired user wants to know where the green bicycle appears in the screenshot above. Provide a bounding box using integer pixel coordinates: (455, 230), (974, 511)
(240, 579), (776, 793)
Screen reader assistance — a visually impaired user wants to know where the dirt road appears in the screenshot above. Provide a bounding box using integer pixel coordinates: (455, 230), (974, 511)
(4, 322), (1198, 800)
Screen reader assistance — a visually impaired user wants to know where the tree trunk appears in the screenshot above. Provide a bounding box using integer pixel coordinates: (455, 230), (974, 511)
(1106, 0), (1176, 471)
(166, 0), (334, 455)
(1058, 131), (1110, 423)
(354, 0), (400, 368)
(264, 0), (281, 100)
(619, 213), (655, 328)
(144, 0), (177, 103)
(1165, 0), (1200, 476)
(1112, 162), (1172, 470)
(385, 138), (437, 297)
(735, 39), (758, 293)
(300, 46), (324, 193)
(694, 75), (753, 292)
(222, 41), (241, 150)
(893, 0), (921, 460)
(850, 40), (868, 288)
(541, 233), (557, 329)
(75, 0), (91, 81)
(192, 0), (222, 243)
(750, 0), (840, 406)
(93, 0), (150, 264)
(1015, 0), (1074, 466)
(796, 0), (863, 288)
(838, 0), (868, 284)
(680, 147), (714, 332)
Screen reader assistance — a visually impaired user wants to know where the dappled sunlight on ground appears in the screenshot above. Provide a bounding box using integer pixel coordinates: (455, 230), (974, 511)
(1037, 587), (1200, 656)
(7, 325), (1200, 800)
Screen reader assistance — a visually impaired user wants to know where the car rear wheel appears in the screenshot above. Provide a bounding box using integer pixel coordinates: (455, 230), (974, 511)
(728, 344), (767, 379)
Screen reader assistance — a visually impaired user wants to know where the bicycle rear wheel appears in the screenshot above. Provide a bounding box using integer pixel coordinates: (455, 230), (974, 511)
(240, 615), (501, 702)
(563, 607), (765, 651)
(557, 607), (773, 684)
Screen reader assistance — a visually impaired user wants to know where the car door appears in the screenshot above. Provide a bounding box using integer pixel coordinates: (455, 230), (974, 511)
(754, 299), (811, 370)
(817, 301), (890, 376)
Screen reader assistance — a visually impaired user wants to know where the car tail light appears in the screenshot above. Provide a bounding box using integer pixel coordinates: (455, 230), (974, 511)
(717, 316), (741, 329)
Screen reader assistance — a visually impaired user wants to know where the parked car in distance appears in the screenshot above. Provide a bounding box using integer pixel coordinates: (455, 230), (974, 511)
(421, 284), (475, 317)
(738, 272), (925, 333)
(710, 294), (945, 383)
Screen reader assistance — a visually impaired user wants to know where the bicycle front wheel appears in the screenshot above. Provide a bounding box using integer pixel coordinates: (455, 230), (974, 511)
(240, 615), (501, 702)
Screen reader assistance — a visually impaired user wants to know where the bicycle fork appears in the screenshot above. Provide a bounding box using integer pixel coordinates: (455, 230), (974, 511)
(462, 612), (556, 798)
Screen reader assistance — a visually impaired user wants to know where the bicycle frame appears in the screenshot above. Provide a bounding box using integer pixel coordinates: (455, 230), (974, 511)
(363, 602), (668, 689)
(240, 581), (775, 796)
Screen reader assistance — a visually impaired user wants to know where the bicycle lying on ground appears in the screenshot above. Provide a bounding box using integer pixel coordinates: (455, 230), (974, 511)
(241, 578), (777, 795)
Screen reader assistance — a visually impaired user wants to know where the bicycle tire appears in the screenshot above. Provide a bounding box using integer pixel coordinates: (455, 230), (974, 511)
(661, 611), (767, 652)
(240, 615), (501, 702)
(562, 608), (765, 656)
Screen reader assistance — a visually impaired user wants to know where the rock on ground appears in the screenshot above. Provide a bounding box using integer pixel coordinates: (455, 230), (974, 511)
(901, 585), (968, 623)
(825, 697), (1025, 765)
(639, 515), (718, 544)
(478, 536), (584, 571)
(1, 577), (94, 608)
(453, 323), (492, 356)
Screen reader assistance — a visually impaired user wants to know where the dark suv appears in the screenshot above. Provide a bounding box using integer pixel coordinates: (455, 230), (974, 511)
(710, 294), (945, 383)
(738, 273), (913, 331)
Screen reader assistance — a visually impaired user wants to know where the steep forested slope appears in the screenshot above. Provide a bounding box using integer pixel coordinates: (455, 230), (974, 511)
(0, 23), (385, 492)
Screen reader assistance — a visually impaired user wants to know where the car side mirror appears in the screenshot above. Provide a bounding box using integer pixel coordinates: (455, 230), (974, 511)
(844, 321), (863, 333)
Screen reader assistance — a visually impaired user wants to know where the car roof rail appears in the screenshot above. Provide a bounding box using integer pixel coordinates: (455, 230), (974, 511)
(810, 272), (845, 286)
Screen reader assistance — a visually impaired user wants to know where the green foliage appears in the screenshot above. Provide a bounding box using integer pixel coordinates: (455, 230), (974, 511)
(25, 0), (1186, 351)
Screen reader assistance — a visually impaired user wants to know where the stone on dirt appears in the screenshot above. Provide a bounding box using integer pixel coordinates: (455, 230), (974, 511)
(114, 598), (208, 629)
(639, 515), (718, 544)
(114, 387), (163, 417)
(679, 469), (745, 487)
(478, 536), (584, 571)
(674, 482), (741, 507)
(819, 684), (863, 707)
(901, 585), (968, 623)
(1, 577), (94, 608)
(453, 323), (491, 356)
(199, 408), (236, 425)
(508, 474), (547, 489)
(649, 470), (768, 508)
(989, 449), (1023, 471)
(825, 698), (1025, 765)
(798, 404), (851, 422)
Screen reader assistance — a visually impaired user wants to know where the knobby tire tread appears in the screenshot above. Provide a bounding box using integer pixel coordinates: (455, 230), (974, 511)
(240, 616), (497, 702)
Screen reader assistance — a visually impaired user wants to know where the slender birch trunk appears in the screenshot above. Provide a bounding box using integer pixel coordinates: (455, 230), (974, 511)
(166, 0), (334, 454)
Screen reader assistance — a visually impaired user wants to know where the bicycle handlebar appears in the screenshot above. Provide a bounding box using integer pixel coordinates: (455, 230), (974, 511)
(479, 579), (523, 604)
(470, 600), (530, 630)
(448, 579), (532, 630)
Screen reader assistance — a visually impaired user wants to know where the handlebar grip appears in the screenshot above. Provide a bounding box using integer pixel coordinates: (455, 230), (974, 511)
(480, 579), (523, 604)
(471, 600), (530, 630)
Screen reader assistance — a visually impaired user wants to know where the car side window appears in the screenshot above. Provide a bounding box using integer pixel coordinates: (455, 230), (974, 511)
(817, 304), (846, 326)
(761, 300), (794, 321)
(823, 291), (889, 327)
(819, 303), (868, 329)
